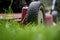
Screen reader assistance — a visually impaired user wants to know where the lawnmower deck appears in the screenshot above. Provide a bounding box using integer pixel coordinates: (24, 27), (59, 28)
(0, 13), (22, 21)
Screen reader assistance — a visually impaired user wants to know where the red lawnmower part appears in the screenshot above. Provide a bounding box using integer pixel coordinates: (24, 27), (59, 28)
(22, 6), (28, 24)
(0, 13), (22, 21)
(45, 13), (53, 25)
(22, 6), (28, 20)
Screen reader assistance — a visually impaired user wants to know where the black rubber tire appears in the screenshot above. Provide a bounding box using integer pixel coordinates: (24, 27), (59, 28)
(26, 1), (45, 24)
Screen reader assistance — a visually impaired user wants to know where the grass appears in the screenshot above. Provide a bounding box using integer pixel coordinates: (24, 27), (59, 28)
(0, 20), (60, 40)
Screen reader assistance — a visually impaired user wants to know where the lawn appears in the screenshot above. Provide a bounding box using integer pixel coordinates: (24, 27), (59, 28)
(0, 20), (60, 40)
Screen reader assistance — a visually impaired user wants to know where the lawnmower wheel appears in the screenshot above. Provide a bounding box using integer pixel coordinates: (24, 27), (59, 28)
(26, 1), (45, 24)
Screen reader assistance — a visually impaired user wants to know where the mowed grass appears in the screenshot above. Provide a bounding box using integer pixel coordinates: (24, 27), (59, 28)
(0, 20), (60, 40)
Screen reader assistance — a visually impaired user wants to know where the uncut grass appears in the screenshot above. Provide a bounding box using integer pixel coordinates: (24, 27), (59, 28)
(0, 20), (60, 40)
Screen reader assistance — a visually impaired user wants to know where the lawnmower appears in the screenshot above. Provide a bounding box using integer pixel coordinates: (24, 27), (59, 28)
(0, 0), (46, 24)
(1, 0), (59, 25)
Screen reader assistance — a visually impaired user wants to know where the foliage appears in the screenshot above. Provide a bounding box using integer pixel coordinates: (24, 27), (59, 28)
(3, 0), (13, 13)
(3, 6), (13, 13)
